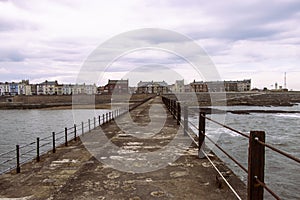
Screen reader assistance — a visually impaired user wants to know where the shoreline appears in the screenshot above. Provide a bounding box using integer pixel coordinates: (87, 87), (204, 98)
(0, 92), (300, 110)
(0, 93), (155, 110)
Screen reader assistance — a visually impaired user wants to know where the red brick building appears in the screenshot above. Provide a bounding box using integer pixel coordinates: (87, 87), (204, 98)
(103, 79), (129, 94)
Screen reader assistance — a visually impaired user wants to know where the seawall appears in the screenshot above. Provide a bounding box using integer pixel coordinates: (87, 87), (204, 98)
(164, 91), (300, 106)
(0, 94), (155, 109)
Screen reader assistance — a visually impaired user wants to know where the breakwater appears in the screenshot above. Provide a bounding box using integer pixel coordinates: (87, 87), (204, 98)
(0, 96), (246, 200)
(0, 94), (154, 109)
(1, 92), (300, 109)
(164, 91), (300, 106)
(1, 95), (299, 199)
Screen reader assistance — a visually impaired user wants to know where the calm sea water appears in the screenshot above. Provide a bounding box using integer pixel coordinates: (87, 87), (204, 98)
(190, 104), (300, 200)
(0, 105), (299, 199)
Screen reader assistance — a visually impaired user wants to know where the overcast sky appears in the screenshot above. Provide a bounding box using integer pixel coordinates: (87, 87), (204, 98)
(0, 0), (299, 90)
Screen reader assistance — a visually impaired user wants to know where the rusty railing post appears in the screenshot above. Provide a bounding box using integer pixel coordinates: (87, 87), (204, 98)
(81, 121), (84, 135)
(183, 106), (188, 136)
(74, 124), (77, 141)
(198, 111), (206, 158)
(106, 113), (108, 123)
(98, 115), (101, 126)
(52, 132), (56, 153)
(88, 119), (91, 132)
(36, 137), (40, 162)
(65, 127), (68, 146)
(16, 145), (20, 173)
(173, 100), (176, 119)
(177, 102), (181, 125)
(248, 131), (265, 200)
(94, 117), (96, 128)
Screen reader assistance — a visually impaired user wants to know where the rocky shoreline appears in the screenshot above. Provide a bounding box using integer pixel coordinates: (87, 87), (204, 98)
(188, 107), (300, 115)
(228, 109), (300, 115)
(0, 92), (300, 109)
(164, 91), (300, 107)
(0, 94), (155, 110)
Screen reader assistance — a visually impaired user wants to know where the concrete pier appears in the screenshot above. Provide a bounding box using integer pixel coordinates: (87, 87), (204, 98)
(0, 96), (246, 200)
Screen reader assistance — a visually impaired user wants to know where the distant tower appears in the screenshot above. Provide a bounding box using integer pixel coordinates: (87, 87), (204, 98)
(275, 82), (278, 90)
(284, 72), (287, 89)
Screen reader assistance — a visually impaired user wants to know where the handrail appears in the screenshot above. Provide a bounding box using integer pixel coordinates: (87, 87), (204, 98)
(200, 114), (300, 165)
(161, 96), (300, 200)
(201, 149), (243, 200)
(177, 117), (242, 199)
(187, 120), (248, 173)
(0, 96), (150, 175)
(0, 108), (121, 175)
(203, 132), (248, 173)
(0, 149), (15, 157)
(39, 135), (53, 141)
(255, 177), (281, 200)
(203, 115), (250, 139)
(255, 138), (300, 164)
(19, 141), (36, 149)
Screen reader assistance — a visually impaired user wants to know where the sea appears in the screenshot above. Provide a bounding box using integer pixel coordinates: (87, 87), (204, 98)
(189, 104), (300, 200)
(0, 105), (299, 199)
(0, 109), (110, 174)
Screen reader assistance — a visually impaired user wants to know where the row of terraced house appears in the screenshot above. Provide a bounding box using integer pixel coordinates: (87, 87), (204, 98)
(0, 79), (251, 96)
(0, 80), (97, 96)
(140, 79), (252, 94)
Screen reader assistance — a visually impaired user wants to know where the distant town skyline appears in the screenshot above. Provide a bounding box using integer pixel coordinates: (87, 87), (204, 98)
(0, 76), (290, 91)
(0, 78), (253, 96)
(0, 0), (299, 90)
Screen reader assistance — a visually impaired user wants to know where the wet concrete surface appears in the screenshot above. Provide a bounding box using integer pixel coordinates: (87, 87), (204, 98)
(0, 96), (246, 200)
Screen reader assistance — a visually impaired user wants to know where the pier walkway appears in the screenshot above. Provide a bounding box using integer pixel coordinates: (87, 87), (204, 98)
(0, 96), (246, 200)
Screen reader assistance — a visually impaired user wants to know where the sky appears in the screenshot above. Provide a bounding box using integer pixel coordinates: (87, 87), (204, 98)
(0, 0), (299, 90)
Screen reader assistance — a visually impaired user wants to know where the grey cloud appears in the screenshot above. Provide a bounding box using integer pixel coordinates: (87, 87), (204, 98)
(0, 49), (25, 62)
(129, 29), (190, 45)
(0, 18), (39, 32)
(0, 0), (299, 89)
(116, 55), (184, 65)
(169, 0), (300, 41)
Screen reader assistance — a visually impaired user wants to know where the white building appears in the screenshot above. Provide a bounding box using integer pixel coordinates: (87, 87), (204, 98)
(236, 79), (251, 92)
(174, 80), (184, 93)
(37, 80), (58, 95)
(0, 83), (9, 96)
(84, 84), (97, 95)
(55, 84), (63, 95)
(18, 80), (31, 95)
(63, 84), (73, 95)
(0, 80), (31, 96)
(72, 83), (97, 95)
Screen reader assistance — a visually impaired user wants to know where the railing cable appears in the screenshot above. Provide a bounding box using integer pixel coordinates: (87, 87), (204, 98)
(178, 117), (244, 199)
(201, 149), (242, 200)
(203, 115), (249, 139)
(0, 149), (15, 157)
(202, 131), (248, 173)
(255, 138), (300, 164)
(255, 177), (281, 200)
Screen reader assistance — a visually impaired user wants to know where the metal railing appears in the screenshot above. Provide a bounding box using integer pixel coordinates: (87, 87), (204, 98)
(162, 96), (300, 200)
(0, 108), (124, 175)
(0, 96), (154, 175)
